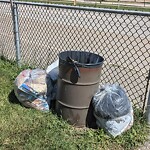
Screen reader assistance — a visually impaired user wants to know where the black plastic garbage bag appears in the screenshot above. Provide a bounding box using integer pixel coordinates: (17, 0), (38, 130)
(46, 60), (59, 107)
(93, 83), (131, 119)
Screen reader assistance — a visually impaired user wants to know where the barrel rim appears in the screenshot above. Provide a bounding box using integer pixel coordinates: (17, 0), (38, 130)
(59, 51), (104, 68)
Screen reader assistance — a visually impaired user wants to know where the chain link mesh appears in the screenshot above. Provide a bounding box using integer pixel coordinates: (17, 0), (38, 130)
(0, 2), (16, 61)
(0, 1), (149, 109)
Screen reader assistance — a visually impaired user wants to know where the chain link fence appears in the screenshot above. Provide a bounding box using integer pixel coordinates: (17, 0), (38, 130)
(0, 1), (16, 61)
(0, 0), (150, 110)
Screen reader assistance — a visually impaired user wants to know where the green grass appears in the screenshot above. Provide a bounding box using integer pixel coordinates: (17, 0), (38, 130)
(19, 0), (150, 12)
(0, 58), (149, 150)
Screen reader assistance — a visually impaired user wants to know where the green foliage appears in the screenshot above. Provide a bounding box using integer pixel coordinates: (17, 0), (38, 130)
(0, 58), (149, 150)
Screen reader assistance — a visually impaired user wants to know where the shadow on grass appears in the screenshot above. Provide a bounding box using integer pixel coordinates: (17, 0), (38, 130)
(8, 90), (21, 105)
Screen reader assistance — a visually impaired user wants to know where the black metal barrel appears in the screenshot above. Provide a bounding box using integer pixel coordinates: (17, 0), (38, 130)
(56, 51), (104, 127)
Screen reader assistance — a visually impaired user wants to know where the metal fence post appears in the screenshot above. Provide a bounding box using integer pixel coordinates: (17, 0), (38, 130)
(145, 70), (150, 125)
(146, 90), (150, 125)
(10, 0), (21, 67)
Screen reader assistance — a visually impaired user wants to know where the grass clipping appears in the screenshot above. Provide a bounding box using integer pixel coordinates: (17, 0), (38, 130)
(0, 58), (149, 150)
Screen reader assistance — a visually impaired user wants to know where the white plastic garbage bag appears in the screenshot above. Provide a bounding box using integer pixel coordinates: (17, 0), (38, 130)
(46, 59), (59, 74)
(93, 83), (133, 137)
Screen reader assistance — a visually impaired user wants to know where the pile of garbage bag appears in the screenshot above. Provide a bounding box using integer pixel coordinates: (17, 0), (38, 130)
(14, 58), (133, 137)
(92, 84), (133, 137)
